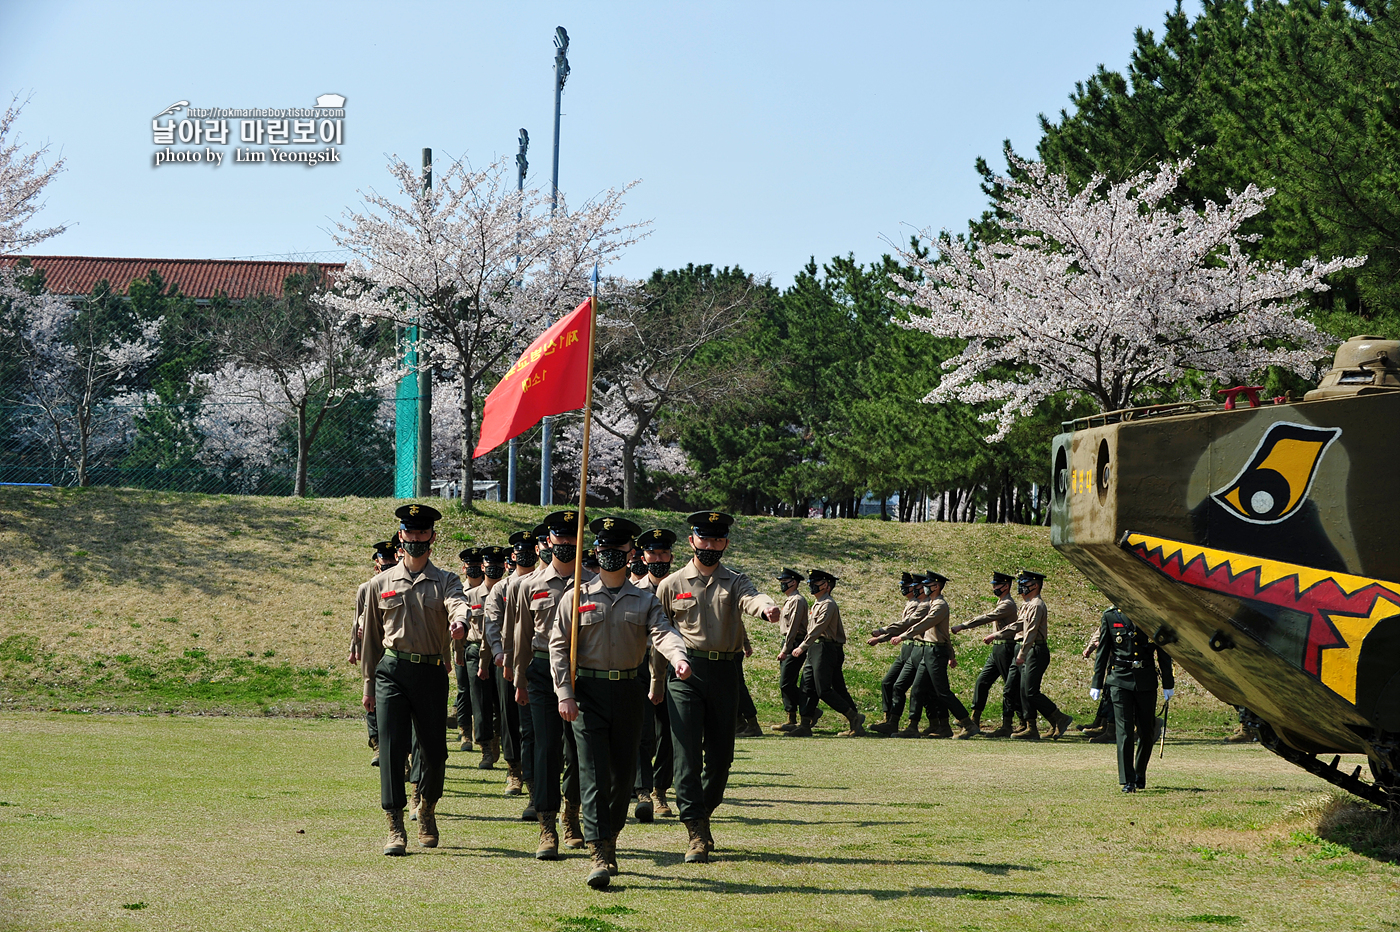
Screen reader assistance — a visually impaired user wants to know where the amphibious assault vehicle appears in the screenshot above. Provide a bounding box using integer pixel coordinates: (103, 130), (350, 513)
(1050, 336), (1400, 809)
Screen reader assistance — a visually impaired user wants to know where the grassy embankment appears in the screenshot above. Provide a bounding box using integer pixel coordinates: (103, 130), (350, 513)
(0, 486), (1238, 733)
(0, 713), (1397, 932)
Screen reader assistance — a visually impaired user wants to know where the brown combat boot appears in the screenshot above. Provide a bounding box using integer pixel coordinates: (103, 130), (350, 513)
(1225, 723), (1258, 744)
(478, 737), (499, 770)
(634, 791), (654, 823)
(383, 809), (408, 856)
(895, 719), (922, 738)
(786, 716), (815, 737)
(562, 799), (586, 849)
(417, 797), (439, 848)
(409, 782), (422, 821)
(771, 711), (798, 732)
(683, 820), (709, 863)
(535, 812), (560, 860)
(1089, 724), (1116, 744)
(924, 718), (953, 739)
(836, 709), (867, 737)
(868, 715), (898, 735)
(606, 833), (620, 875)
(736, 715), (764, 738)
(1048, 711), (1075, 739)
(504, 760), (523, 796)
(1012, 716), (1041, 740)
(953, 717), (979, 739)
(521, 784), (536, 821)
(1082, 724), (1106, 737)
(700, 816), (716, 852)
(651, 789), (673, 817)
(985, 717), (1015, 738)
(458, 727), (472, 752)
(585, 842), (611, 889)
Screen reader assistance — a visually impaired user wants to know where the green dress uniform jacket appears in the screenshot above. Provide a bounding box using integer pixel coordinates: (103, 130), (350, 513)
(1091, 607), (1175, 787)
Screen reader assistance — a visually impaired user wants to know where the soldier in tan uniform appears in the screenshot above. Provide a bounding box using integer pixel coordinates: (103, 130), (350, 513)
(789, 570), (866, 737)
(351, 539), (399, 765)
(652, 511), (779, 863)
(868, 572), (923, 735)
(630, 527), (676, 821)
(951, 571), (1022, 738)
(512, 509), (590, 859)
(770, 568), (808, 732)
(462, 546), (506, 767)
(551, 516), (691, 888)
(886, 572), (975, 739)
(1011, 570), (1075, 740)
(452, 547), (484, 751)
(359, 504), (470, 856)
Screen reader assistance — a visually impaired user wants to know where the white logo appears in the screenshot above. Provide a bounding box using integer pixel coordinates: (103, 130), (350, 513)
(315, 93), (346, 108)
(155, 100), (189, 117)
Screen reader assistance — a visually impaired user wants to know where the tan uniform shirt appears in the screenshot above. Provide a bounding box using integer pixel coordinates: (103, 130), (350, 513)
(880, 599), (928, 641)
(511, 564), (593, 687)
(896, 596), (951, 644)
(352, 580), (370, 652)
(1017, 597), (1049, 646)
(360, 561), (470, 695)
(629, 574), (655, 593)
(778, 592), (808, 656)
(961, 596), (1020, 640)
(548, 577), (688, 701)
(797, 593), (844, 652)
(482, 575), (512, 661)
(652, 561), (777, 679)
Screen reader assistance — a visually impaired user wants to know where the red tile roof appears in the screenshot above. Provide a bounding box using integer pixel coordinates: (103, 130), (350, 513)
(0, 255), (344, 300)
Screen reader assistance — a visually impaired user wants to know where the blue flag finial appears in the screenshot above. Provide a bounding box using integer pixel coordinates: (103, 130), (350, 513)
(590, 262), (599, 286)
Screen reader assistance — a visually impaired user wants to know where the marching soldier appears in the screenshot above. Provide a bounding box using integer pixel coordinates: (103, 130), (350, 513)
(351, 538), (399, 765)
(791, 570), (866, 737)
(771, 568), (808, 732)
(359, 503), (470, 855)
(453, 547), (484, 751)
(634, 528), (678, 819)
(1011, 570), (1075, 740)
(868, 572), (922, 735)
(887, 572), (975, 739)
(550, 516), (691, 888)
(463, 547), (506, 767)
(873, 573), (945, 737)
(512, 509), (590, 859)
(950, 571), (1022, 738)
(483, 531), (538, 801)
(1079, 630), (1117, 744)
(653, 511), (779, 863)
(1090, 606), (1174, 791)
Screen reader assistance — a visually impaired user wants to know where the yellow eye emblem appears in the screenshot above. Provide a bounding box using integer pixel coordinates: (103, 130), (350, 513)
(1211, 421), (1341, 524)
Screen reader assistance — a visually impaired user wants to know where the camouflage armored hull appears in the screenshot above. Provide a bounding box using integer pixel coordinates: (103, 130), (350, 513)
(1050, 341), (1400, 807)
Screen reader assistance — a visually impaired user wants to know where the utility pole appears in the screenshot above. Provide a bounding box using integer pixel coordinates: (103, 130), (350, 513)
(509, 128), (529, 504)
(540, 24), (570, 507)
(417, 147), (433, 498)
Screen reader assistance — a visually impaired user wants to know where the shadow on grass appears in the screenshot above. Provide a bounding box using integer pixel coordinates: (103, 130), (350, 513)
(719, 814), (918, 830)
(617, 869), (1081, 902)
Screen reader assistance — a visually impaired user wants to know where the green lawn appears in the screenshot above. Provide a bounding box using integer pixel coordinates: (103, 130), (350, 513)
(1, 713), (1396, 932)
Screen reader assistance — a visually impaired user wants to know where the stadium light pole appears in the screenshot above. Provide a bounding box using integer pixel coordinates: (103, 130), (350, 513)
(417, 147), (433, 498)
(508, 128), (529, 504)
(540, 24), (569, 507)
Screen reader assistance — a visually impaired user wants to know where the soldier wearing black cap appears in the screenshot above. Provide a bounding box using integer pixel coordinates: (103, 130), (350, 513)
(486, 531), (540, 800)
(360, 503), (470, 855)
(631, 527), (677, 819)
(1091, 606), (1174, 791)
(770, 568), (809, 732)
(791, 570), (866, 736)
(452, 548), (485, 751)
(1012, 570), (1075, 740)
(867, 573), (924, 735)
(886, 572), (975, 739)
(511, 508), (591, 859)
(951, 571), (1023, 738)
(652, 511), (779, 863)
(351, 538), (400, 764)
(461, 547), (506, 768)
(551, 516), (691, 888)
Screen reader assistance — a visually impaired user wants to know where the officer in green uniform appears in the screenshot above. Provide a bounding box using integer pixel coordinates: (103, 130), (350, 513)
(452, 547), (484, 751)
(951, 571), (1021, 737)
(653, 511), (779, 863)
(551, 516), (690, 888)
(771, 568), (809, 732)
(1091, 606), (1175, 791)
(360, 503), (470, 855)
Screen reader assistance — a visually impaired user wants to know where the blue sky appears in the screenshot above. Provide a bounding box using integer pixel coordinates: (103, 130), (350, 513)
(0, 1), (1197, 288)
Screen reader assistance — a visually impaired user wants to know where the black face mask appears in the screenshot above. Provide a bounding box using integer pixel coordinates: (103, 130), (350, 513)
(402, 540), (430, 558)
(514, 550), (537, 567)
(1017, 579), (1032, 595)
(596, 548), (631, 572)
(538, 546), (553, 562)
(648, 561), (671, 579)
(808, 581), (822, 595)
(465, 565), (483, 579)
(484, 564), (505, 579)
(694, 549), (722, 567)
(550, 543), (577, 566)
(629, 559), (647, 576)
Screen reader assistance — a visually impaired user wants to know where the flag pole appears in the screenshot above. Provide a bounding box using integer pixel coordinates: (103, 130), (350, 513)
(569, 264), (599, 688)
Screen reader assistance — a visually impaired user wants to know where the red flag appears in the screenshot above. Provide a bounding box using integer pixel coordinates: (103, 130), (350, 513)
(473, 299), (592, 458)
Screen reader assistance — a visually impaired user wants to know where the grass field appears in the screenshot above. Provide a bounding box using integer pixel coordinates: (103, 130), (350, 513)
(0, 487), (1238, 734)
(1, 713), (1397, 932)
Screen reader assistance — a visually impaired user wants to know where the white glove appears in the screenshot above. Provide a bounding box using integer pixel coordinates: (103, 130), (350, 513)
(1162, 688), (1174, 701)
(1089, 688), (1101, 701)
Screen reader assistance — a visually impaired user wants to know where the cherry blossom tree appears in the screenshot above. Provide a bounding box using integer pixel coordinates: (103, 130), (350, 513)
(326, 155), (646, 504)
(893, 158), (1366, 441)
(0, 97), (65, 255)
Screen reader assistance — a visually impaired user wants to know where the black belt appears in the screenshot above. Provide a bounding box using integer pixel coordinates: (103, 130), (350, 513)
(385, 649), (443, 665)
(577, 666), (641, 680)
(687, 648), (743, 661)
